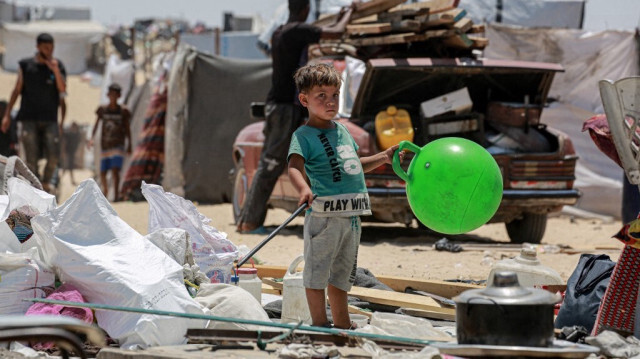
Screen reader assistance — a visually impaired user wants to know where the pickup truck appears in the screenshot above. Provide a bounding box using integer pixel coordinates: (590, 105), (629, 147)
(231, 57), (579, 243)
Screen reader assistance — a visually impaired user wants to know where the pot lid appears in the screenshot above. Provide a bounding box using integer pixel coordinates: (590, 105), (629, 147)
(454, 271), (560, 306)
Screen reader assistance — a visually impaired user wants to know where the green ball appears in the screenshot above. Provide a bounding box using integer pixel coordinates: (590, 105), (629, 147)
(393, 138), (503, 234)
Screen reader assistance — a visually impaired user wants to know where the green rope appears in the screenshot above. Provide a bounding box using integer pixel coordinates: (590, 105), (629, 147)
(25, 298), (439, 348)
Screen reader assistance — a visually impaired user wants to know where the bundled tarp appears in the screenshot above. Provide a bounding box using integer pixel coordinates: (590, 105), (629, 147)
(485, 24), (639, 218)
(164, 44), (272, 203)
(1, 21), (105, 74)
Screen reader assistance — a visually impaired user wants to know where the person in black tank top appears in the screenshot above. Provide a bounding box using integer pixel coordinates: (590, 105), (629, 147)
(1, 33), (67, 193)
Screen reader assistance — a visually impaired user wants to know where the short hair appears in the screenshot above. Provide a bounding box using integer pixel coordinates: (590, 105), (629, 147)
(36, 33), (54, 45)
(289, 0), (309, 15)
(108, 83), (122, 93)
(294, 63), (342, 93)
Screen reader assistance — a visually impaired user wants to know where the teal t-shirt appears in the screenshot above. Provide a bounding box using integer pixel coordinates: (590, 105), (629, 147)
(288, 121), (371, 217)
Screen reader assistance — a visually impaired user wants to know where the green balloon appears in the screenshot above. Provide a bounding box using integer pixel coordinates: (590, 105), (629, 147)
(392, 138), (503, 234)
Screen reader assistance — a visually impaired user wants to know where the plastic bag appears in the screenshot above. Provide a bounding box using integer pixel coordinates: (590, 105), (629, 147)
(32, 179), (206, 349)
(355, 312), (452, 340)
(141, 182), (237, 281)
(0, 247), (55, 315)
(0, 178), (56, 255)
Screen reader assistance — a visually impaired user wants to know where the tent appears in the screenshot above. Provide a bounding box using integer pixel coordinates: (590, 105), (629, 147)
(1, 20), (106, 74)
(485, 24), (639, 218)
(164, 44), (272, 203)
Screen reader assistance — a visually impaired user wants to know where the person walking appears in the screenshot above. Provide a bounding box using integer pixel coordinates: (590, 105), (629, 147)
(1, 32), (67, 193)
(237, 0), (355, 233)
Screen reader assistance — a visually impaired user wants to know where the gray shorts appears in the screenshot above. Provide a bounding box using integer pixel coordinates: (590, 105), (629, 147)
(303, 215), (361, 292)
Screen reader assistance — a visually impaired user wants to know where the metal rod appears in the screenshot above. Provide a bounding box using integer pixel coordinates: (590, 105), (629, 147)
(24, 298), (435, 347)
(237, 195), (317, 268)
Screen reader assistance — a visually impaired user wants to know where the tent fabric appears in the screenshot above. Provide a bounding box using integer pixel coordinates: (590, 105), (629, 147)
(460, 0), (585, 29)
(164, 45), (272, 203)
(1, 21), (105, 74)
(485, 24), (638, 218)
(485, 24), (638, 113)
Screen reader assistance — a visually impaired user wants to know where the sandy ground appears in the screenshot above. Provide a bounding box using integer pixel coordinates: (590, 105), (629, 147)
(0, 68), (627, 284)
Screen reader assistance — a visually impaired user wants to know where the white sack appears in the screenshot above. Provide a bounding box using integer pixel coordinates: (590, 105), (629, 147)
(144, 228), (190, 265)
(31, 179), (206, 349)
(355, 312), (451, 340)
(141, 182), (238, 282)
(0, 248), (54, 315)
(0, 178), (56, 255)
(194, 284), (271, 331)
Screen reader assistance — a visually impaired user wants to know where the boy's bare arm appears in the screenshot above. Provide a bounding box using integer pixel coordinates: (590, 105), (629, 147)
(360, 144), (403, 173)
(288, 154), (314, 206)
(88, 115), (101, 148)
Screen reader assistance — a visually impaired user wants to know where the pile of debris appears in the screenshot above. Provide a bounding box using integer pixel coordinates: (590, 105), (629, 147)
(316, 0), (486, 58)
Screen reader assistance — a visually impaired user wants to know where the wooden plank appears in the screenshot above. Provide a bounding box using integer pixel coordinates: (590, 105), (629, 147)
(453, 17), (473, 33)
(419, 8), (467, 29)
(313, 0), (406, 27)
(376, 276), (482, 299)
(262, 277), (284, 290)
(262, 283), (281, 295)
(346, 22), (392, 35)
(442, 33), (473, 48)
(424, 28), (456, 39)
(378, 8), (429, 22)
(352, 14), (379, 24)
(255, 264), (482, 300)
(399, 307), (456, 322)
(348, 305), (373, 319)
(345, 32), (417, 46)
(468, 24), (486, 34)
(468, 35), (489, 49)
(348, 286), (453, 313)
(389, 0), (456, 13)
(391, 19), (422, 33)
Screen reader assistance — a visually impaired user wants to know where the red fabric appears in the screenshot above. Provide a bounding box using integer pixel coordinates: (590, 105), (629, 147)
(582, 114), (623, 168)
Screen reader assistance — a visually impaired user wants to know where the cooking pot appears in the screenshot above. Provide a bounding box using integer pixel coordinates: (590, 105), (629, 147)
(453, 271), (561, 347)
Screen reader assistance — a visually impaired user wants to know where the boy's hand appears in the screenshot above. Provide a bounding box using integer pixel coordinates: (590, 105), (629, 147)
(383, 144), (404, 165)
(298, 188), (314, 207)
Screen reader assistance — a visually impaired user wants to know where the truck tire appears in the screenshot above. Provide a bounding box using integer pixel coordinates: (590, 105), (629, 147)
(231, 163), (248, 224)
(506, 213), (547, 244)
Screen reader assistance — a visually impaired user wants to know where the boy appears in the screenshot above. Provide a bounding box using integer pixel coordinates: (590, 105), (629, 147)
(89, 83), (131, 201)
(287, 63), (403, 329)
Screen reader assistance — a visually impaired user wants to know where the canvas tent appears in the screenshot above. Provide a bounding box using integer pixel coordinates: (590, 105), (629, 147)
(1, 20), (105, 74)
(164, 45), (272, 203)
(484, 24), (639, 218)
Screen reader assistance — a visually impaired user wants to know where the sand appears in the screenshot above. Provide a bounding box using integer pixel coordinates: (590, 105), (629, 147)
(1, 68), (626, 284)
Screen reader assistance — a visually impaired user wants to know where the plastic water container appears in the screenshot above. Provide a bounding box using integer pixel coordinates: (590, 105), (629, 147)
(234, 267), (262, 303)
(281, 255), (312, 324)
(487, 248), (564, 287)
(375, 105), (414, 150)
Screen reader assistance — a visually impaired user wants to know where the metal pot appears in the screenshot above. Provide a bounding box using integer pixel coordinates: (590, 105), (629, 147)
(453, 271), (561, 347)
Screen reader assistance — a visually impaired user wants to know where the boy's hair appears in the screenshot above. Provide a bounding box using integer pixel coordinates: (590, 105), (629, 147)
(108, 83), (122, 94)
(36, 33), (54, 45)
(294, 63), (342, 93)
(289, 0), (309, 15)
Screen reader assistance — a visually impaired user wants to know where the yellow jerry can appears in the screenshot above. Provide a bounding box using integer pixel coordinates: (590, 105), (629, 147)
(375, 105), (414, 150)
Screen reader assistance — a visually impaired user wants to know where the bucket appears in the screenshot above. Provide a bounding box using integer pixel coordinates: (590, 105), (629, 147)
(281, 255), (312, 324)
(375, 105), (414, 150)
(487, 248), (563, 287)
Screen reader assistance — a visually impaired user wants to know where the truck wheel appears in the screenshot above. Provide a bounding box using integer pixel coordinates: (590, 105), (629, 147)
(231, 163), (248, 224)
(506, 213), (547, 244)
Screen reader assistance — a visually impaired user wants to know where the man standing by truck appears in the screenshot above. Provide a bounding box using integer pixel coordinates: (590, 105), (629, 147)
(237, 0), (355, 233)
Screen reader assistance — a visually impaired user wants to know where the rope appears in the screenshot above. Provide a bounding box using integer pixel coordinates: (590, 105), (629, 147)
(25, 298), (437, 348)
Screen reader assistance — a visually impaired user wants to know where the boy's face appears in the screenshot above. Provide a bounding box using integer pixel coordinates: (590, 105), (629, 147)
(107, 90), (121, 102)
(299, 85), (340, 121)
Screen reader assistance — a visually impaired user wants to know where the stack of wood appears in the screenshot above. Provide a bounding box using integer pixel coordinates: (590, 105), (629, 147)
(315, 0), (487, 53)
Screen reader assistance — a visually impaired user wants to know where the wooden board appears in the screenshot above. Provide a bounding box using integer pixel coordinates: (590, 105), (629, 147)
(399, 307), (457, 322)
(419, 8), (467, 29)
(391, 19), (422, 32)
(255, 264), (482, 299)
(348, 305), (373, 318)
(389, 0), (456, 13)
(347, 23), (392, 35)
(442, 33), (473, 48)
(468, 36), (489, 49)
(345, 32), (417, 46)
(375, 276), (482, 299)
(262, 283), (281, 295)
(352, 14), (379, 24)
(453, 17), (473, 33)
(314, 0), (406, 27)
(468, 24), (486, 34)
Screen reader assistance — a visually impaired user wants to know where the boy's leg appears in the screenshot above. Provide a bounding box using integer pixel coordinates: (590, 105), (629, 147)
(306, 288), (329, 326)
(327, 284), (350, 329)
(112, 167), (121, 201)
(100, 171), (108, 196)
(20, 121), (40, 179)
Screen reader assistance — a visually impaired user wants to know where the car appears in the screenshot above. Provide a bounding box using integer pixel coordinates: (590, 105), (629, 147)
(231, 57), (580, 243)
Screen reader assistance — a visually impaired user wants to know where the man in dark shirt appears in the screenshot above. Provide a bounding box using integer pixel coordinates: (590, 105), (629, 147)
(2, 33), (67, 193)
(237, 0), (354, 233)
